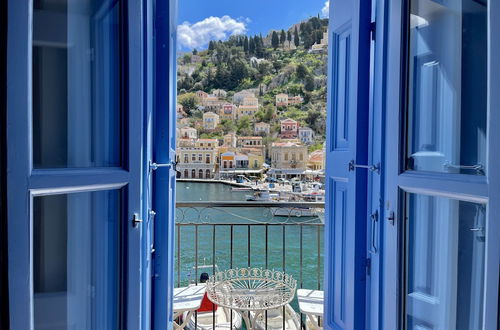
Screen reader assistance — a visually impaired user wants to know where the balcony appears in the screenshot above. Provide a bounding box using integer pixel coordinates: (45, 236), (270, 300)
(174, 201), (325, 329)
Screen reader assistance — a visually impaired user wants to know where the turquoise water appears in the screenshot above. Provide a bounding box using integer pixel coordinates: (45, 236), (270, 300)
(175, 182), (324, 296)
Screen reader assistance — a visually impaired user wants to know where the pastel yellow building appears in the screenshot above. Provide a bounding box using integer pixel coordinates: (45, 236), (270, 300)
(176, 138), (218, 179)
(237, 105), (259, 120)
(203, 112), (220, 130)
(276, 93), (288, 107)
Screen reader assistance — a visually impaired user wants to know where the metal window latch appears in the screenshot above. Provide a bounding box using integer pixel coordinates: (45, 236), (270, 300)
(348, 160), (381, 174)
(149, 160), (177, 171)
(132, 213), (143, 228)
(386, 210), (395, 225)
(369, 210), (379, 254)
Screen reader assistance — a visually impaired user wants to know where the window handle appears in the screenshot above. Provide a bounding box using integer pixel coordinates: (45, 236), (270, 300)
(149, 160), (177, 171)
(348, 160), (380, 174)
(369, 210), (378, 254)
(132, 213), (143, 228)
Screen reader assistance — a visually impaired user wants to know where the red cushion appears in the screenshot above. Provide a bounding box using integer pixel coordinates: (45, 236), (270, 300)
(198, 292), (218, 312)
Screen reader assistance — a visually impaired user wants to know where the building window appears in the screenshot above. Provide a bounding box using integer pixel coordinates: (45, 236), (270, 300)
(191, 169), (196, 178)
(184, 155), (188, 163)
(206, 169), (211, 178)
(206, 155), (210, 163)
(191, 154), (196, 161)
(184, 169), (188, 178)
(198, 154), (202, 161)
(199, 169), (204, 179)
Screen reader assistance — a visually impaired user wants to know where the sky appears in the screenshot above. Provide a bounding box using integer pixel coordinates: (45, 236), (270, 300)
(177, 0), (329, 51)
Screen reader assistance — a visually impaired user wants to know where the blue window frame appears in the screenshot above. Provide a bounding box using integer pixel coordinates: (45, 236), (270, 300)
(5, 0), (499, 329)
(382, 0), (500, 329)
(6, 0), (148, 328)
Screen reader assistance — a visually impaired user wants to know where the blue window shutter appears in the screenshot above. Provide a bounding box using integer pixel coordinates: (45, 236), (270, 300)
(152, 0), (178, 329)
(324, 1), (371, 329)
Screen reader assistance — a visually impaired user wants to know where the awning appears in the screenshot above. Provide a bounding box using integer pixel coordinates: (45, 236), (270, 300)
(220, 169), (264, 174)
(267, 168), (305, 175)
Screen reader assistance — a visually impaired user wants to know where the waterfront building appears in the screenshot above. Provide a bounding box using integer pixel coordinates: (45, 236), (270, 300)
(176, 139), (218, 179)
(254, 122), (270, 135)
(298, 127), (315, 144)
(219, 103), (236, 121)
(203, 112), (219, 130)
(280, 118), (299, 138)
(275, 93), (289, 107)
(269, 141), (308, 178)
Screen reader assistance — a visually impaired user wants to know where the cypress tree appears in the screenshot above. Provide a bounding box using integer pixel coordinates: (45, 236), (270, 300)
(271, 31), (279, 49)
(280, 29), (286, 45)
(294, 27), (300, 47)
(249, 37), (256, 54)
(244, 36), (249, 52)
(287, 30), (292, 46)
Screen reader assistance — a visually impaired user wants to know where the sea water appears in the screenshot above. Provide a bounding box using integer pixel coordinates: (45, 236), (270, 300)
(175, 182), (324, 314)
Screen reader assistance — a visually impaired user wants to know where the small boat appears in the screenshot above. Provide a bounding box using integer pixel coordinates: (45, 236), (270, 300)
(252, 304), (301, 330)
(245, 191), (279, 201)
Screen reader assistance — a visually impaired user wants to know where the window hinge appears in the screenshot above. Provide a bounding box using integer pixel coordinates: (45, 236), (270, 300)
(370, 22), (376, 41)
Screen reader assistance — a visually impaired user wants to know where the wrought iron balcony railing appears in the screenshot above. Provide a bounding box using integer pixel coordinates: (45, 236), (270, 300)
(175, 201), (325, 329)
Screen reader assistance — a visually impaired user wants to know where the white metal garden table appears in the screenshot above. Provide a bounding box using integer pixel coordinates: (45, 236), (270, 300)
(297, 289), (324, 330)
(205, 267), (297, 330)
(173, 285), (206, 330)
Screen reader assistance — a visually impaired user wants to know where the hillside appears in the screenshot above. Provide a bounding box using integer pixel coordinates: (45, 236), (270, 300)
(177, 16), (328, 146)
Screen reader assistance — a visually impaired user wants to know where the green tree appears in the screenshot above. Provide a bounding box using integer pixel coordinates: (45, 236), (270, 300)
(237, 116), (252, 135)
(192, 49), (198, 55)
(177, 93), (199, 115)
(249, 37), (256, 54)
(243, 36), (249, 52)
(263, 104), (275, 122)
(280, 29), (286, 45)
(304, 75), (315, 91)
(182, 54), (191, 64)
(287, 30), (292, 46)
(294, 27), (300, 47)
(221, 119), (237, 134)
(271, 31), (279, 49)
(208, 41), (215, 51)
(296, 63), (308, 80)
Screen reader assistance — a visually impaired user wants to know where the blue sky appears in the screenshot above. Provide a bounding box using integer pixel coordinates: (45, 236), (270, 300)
(177, 0), (329, 51)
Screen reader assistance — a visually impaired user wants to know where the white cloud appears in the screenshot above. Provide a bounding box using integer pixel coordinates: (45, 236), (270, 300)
(321, 1), (329, 17)
(177, 16), (248, 50)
